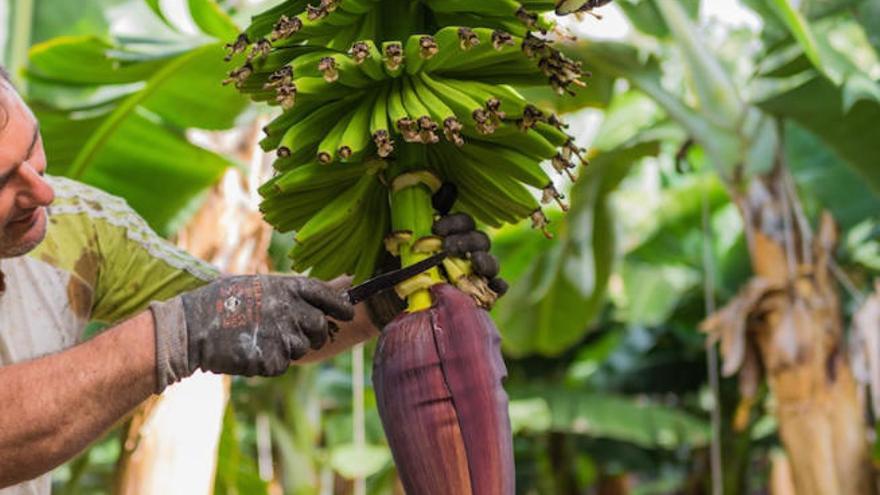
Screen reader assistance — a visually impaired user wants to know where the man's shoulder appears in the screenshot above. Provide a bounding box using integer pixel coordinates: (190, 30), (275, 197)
(38, 176), (216, 280)
(47, 175), (134, 221)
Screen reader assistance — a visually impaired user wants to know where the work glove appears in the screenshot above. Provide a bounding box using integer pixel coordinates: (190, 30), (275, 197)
(432, 182), (508, 296)
(150, 275), (354, 393)
(432, 213), (508, 297)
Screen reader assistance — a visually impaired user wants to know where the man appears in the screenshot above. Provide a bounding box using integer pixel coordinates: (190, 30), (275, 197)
(0, 63), (381, 493)
(0, 63), (503, 493)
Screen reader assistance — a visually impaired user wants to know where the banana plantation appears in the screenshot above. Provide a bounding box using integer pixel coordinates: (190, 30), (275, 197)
(1, 0), (879, 493)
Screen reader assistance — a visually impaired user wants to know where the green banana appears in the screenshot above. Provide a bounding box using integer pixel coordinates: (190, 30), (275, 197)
(404, 34), (438, 75)
(353, 189), (389, 281)
(461, 141), (552, 188)
(410, 76), (464, 146)
(430, 29), (517, 73)
(401, 76), (438, 144)
(382, 41), (405, 76)
(276, 97), (355, 157)
(338, 0), (376, 15)
(418, 73), (493, 134)
(261, 161), (372, 195)
(316, 111), (352, 164)
(294, 173), (377, 244)
(387, 78), (418, 142)
(422, 0), (523, 16)
(431, 145), (535, 221)
(261, 186), (347, 233)
(421, 26), (482, 72)
(370, 84), (395, 157)
(349, 40), (387, 80)
(326, 16), (364, 50)
(244, 0), (310, 40)
(338, 91), (377, 161)
(470, 124), (558, 161)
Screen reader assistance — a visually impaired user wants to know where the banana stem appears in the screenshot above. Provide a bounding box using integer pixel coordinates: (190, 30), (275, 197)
(390, 146), (443, 312)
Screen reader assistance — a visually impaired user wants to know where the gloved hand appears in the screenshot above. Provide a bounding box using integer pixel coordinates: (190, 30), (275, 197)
(432, 213), (508, 297)
(431, 182), (508, 295)
(366, 184), (508, 328)
(150, 275), (354, 393)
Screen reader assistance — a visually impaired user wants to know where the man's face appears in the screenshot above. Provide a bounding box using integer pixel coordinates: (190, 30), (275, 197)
(0, 80), (54, 258)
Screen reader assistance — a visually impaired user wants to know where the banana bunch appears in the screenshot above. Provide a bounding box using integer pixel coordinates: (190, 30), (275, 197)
(226, 0), (589, 282)
(227, 3), (599, 492)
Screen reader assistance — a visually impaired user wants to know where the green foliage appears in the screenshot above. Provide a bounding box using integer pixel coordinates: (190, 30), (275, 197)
(494, 134), (660, 357)
(757, 75), (880, 194)
(24, 13), (250, 234)
(616, 0), (700, 40)
(215, 403), (269, 495)
(509, 385), (710, 449)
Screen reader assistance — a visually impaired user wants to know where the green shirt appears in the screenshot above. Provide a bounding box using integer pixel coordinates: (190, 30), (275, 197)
(0, 175), (217, 495)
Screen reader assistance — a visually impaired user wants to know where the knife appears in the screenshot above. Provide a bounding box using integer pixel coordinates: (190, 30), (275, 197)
(345, 251), (448, 305)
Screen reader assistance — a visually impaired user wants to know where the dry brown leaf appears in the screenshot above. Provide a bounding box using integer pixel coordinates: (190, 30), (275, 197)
(701, 277), (777, 376)
(852, 281), (880, 416)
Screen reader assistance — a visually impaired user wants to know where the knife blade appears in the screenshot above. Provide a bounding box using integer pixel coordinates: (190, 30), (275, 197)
(345, 251), (448, 305)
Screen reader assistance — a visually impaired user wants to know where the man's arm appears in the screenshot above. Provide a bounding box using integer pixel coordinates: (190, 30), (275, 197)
(0, 311), (156, 488)
(0, 294), (374, 488)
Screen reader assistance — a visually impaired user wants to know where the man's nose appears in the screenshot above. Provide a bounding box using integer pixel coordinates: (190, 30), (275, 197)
(16, 163), (54, 209)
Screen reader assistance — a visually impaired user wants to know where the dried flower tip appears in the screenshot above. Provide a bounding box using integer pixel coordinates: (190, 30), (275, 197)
(337, 146), (352, 160)
(443, 117), (465, 146)
(350, 41), (370, 63)
(417, 116), (440, 144)
(321, 0), (340, 12)
(542, 50), (586, 95)
(457, 27), (481, 50)
(473, 109), (497, 134)
(306, 4), (328, 20)
(317, 151), (333, 164)
(373, 130), (395, 157)
(275, 83), (297, 110)
(271, 15), (302, 41)
(277, 147), (292, 158)
(485, 97), (506, 123)
(552, 153), (577, 181)
(516, 7), (538, 27)
(522, 32), (549, 58)
(564, 140), (589, 167)
(318, 57), (339, 82)
(531, 209), (553, 239)
(222, 63), (253, 87)
(417, 36), (439, 59)
(541, 184), (569, 211)
(264, 65), (293, 89)
(548, 113), (568, 130)
(383, 43), (404, 71)
(397, 118), (420, 143)
(249, 38), (272, 61)
(491, 31), (515, 50)
(517, 105), (545, 130)
(224, 33), (250, 61)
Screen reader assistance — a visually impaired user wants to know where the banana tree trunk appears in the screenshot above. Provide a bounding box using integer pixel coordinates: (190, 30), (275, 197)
(116, 125), (273, 494)
(707, 166), (876, 495)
